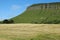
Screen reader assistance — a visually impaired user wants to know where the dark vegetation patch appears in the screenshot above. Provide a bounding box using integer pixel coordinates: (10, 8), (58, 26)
(0, 19), (14, 24)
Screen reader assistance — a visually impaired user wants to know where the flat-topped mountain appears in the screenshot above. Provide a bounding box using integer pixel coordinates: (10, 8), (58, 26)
(12, 2), (60, 24)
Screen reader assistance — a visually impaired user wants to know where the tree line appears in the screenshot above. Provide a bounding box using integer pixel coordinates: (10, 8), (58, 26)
(0, 19), (14, 24)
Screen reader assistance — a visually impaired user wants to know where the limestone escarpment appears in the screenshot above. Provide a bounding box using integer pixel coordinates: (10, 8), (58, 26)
(27, 2), (60, 10)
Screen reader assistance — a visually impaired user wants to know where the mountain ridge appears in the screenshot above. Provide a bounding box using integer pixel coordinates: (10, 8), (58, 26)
(12, 2), (60, 24)
(28, 2), (60, 8)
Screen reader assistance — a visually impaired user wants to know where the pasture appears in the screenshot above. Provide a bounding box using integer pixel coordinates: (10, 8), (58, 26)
(0, 24), (60, 40)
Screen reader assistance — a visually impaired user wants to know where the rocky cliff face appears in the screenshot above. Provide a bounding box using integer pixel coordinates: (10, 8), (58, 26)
(27, 2), (60, 10)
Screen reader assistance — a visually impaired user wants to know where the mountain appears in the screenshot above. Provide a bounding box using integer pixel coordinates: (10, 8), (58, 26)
(12, 2), (60, 24)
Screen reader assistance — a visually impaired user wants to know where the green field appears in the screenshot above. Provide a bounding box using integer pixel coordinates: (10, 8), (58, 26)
(12, 2), (60, 23)
(0, 24), (60, 40)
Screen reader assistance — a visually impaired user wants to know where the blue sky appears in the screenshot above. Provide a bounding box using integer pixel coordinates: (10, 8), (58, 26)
(0, 0), (60, 20)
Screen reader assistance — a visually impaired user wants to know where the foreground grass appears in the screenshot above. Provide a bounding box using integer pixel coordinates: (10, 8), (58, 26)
(0, 24), (60, 40)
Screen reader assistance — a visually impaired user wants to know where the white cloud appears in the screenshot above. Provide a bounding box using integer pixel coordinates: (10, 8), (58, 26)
(11, 5), (20, 10)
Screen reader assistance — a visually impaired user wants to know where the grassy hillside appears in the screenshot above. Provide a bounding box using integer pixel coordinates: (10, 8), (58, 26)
(0, 24), (60, 40)
(12, 2), (60, 24)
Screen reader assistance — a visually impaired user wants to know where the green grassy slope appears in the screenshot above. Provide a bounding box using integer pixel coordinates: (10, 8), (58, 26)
(12, 2), (60, 23)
